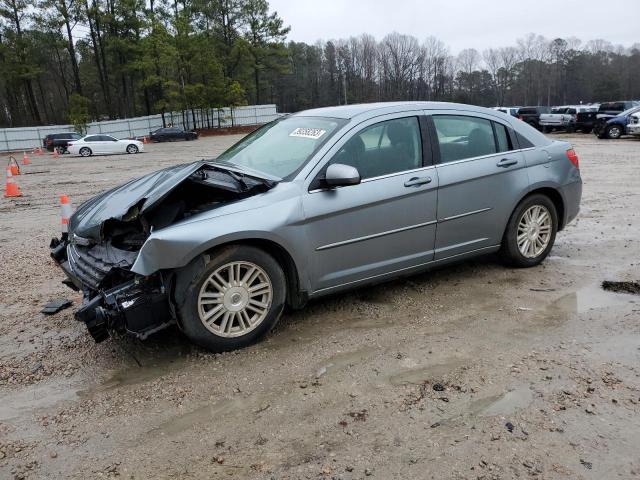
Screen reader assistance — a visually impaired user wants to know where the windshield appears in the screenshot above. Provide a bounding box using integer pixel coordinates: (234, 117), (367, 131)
(215, 116), (345, 179)
(619, 106), (640, 117)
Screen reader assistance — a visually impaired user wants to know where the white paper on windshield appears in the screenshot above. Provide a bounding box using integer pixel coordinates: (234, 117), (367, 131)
(289, 127), (326, 140)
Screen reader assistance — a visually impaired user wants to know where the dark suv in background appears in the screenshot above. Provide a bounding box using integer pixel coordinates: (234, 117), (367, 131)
(517, 106), (551, 130)
(43, 132), (83, 152)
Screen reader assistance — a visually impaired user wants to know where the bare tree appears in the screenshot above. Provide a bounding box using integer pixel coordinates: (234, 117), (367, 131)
(379, 32), (422, 100)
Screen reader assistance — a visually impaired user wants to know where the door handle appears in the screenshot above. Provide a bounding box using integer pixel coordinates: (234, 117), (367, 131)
(496, 158), (518, 168)
(404, 176), (432, 187)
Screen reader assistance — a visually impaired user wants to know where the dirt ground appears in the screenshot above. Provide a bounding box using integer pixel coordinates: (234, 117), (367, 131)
(1, 133), (639, 480)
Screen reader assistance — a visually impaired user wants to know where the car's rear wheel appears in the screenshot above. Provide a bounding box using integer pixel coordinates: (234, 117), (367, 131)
(79, 147), (91, 157)
(126, 144), (139, 154)
(500, 194), (558, 268)
(174, 245), (286, 351)
(606, 125), (623, 139)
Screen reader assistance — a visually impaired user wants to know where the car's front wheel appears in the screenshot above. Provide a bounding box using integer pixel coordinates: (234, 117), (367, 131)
(126, 144), (139, 154)
(605, 125), (623, 139)
(174, 245), (286, 351)
(79, 147), (92, 157)
(500, 194), (558, 268)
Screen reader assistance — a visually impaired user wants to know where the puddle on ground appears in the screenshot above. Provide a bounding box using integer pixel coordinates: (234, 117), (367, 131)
(148, 395), (265, 437)
(585, 333), (640, 364)
(0, 378), (81, 430)
(469, 385), (534, 417)
(348, 315), (401, 330)
(317, 346), (382, 376)
(92, 343), (193, 392)
(542, 285), (634, 319)
(388, 358), (468, 386)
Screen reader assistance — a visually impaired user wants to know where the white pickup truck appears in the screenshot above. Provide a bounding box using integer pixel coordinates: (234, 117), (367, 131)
(539, 105), (598, 133)
(628, 112), (640, 137)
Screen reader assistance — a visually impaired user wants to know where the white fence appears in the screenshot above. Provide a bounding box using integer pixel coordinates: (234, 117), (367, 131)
(0, 104), (280, 152)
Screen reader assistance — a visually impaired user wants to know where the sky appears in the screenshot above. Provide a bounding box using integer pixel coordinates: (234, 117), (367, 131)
(268, 0), (640, 53)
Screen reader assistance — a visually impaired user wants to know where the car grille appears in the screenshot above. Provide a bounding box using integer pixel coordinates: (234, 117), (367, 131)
(66, 242), (141, 291)
(67, 244), (114, 290)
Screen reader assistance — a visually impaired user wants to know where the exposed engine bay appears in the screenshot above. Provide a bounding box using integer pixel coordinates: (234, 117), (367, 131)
(50, 162), (277, 342)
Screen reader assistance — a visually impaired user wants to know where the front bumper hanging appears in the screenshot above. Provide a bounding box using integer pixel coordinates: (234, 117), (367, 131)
(50, 236), (175, 342)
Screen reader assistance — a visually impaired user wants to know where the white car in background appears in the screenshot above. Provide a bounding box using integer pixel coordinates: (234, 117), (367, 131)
(67, 134), (144, 157)
(491, 106), (521, 117)
(628, 112), (640, 137)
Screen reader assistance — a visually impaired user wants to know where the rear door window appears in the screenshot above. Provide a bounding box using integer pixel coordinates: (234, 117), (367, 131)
(432, 115), (497, 163)
(84, 135), (100, 142)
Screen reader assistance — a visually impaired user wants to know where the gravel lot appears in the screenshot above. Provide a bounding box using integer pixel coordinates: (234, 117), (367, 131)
(1, 133), (639, 479)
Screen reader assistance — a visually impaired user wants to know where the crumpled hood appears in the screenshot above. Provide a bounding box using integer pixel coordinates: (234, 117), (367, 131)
(70, 162), (204, 241)
(69, 160), (281, 242)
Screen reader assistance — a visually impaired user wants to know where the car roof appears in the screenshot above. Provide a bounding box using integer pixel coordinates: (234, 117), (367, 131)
(292, 101), (503, 120)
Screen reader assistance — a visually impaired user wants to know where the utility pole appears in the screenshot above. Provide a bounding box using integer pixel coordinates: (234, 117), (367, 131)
(343, 73), (347, 105)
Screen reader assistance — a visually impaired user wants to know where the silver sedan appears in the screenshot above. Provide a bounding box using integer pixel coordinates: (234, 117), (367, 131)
(51, 102), (582, 351)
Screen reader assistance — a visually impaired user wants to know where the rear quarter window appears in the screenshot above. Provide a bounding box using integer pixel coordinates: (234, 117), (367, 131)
(515, 131), (535, 149)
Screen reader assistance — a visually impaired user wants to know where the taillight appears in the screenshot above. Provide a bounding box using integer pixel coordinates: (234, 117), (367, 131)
(566, 148), (579, 169)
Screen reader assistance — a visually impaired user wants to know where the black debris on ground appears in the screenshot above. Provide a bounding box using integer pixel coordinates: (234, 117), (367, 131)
(41, 299), (72, 315)
(602, 280), (640, 295)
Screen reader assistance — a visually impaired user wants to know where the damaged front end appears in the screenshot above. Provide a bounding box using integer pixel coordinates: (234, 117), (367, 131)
(50, 161), (278, 343)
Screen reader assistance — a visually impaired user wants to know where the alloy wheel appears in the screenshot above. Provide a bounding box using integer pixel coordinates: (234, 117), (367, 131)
(517, 205), (552, 258)
(197, 261), (273, 338)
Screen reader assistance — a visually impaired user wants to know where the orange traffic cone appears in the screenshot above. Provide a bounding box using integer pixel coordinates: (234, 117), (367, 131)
(52, 147), (60, 159)
(36, 147), (44, 156)
(4, 167), (22, 197)
(143, 136), (150, 144)
(60, 195), (73, 239)
(8, 156), (20, 176)
(22, 151), (31, 165)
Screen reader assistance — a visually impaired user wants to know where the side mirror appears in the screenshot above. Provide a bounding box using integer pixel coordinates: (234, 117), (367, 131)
(325, 163), (361, 188)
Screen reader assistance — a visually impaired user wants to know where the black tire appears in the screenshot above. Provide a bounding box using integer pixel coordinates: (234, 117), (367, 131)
(542, 126), (550, 133)
(606, 125), (623, 139)
(126, 144), (139, 154)
(79, 147), (92, 157)
(173, 245), (286, 352)
(566, 124), (575, 133)
(500, 194), (558, 268)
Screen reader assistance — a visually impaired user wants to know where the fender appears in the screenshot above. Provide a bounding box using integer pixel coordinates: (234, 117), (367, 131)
(130, 199), (311, 293)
